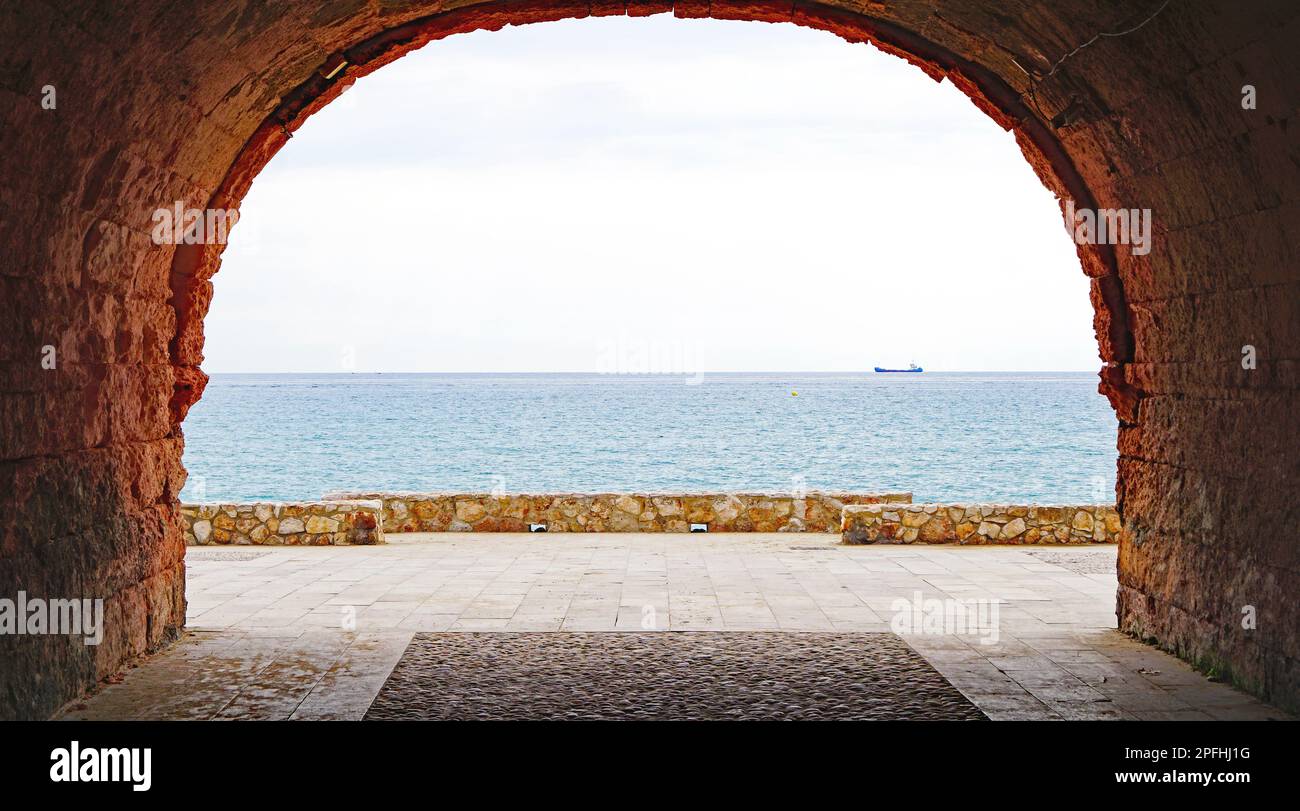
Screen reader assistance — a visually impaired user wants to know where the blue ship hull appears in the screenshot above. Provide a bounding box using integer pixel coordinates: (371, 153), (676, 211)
(874, 367), (923, 373)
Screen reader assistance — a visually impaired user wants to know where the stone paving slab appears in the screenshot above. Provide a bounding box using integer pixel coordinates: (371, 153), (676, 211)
(364, 632), (986, 720)
(57, 534), (1291, 721)
(58, 629), (414, 721)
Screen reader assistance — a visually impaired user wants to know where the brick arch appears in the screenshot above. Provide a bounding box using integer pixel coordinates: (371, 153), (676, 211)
(2, 1), (1295, 718)
(168, 0), (1139, 420)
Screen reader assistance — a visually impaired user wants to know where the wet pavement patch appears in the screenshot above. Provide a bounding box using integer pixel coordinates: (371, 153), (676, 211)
(364, 632), (986, 720)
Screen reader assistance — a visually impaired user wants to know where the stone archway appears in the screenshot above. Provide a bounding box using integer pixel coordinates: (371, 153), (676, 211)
(1, 0), (1295, 719)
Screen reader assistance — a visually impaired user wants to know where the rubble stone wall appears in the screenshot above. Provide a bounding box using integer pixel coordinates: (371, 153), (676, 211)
(180, 501), (384, 545)
(324, 492), (913, 533)
(843, 503), (1121, 545)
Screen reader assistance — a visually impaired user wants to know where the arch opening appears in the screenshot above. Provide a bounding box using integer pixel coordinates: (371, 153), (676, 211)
(183, 11), (1116, 508)
(166, 1), (1138, 432)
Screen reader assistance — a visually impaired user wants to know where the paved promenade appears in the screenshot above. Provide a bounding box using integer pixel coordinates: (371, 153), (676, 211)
(58, 534), (1288, 721)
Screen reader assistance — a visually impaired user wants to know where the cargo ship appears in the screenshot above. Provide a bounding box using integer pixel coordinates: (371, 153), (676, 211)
(874, 363), (923, 373)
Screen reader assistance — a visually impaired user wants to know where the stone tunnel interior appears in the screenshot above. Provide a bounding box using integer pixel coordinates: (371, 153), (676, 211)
(0, 0), (1296, 720)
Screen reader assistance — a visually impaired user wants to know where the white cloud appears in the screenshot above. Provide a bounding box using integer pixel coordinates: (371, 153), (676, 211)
(205, 16), (1096, 373)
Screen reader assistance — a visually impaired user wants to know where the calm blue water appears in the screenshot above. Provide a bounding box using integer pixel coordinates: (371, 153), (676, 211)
(179, 372), (1117, 503)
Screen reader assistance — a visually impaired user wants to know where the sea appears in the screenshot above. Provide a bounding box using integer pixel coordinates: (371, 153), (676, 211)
(178, 371), (1117, 504)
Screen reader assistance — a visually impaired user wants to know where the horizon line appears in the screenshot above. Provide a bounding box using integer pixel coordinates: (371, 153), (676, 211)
(199, 368), (1102, 375)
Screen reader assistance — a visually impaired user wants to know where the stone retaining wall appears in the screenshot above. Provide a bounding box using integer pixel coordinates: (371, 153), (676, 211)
(181, 501), (384, 545)
(323, 492), (913, 533)
(842, 504), (1120, 545)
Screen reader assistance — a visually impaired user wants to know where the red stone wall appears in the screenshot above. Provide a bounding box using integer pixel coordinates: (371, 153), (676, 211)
(1, 1), (1296, 717)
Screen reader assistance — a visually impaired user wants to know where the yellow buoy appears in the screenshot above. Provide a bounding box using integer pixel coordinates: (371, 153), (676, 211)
(791, 391), (798, 397)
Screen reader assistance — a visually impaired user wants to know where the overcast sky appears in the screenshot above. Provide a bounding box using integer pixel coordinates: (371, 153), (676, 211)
(204, 15), (1097, 373)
